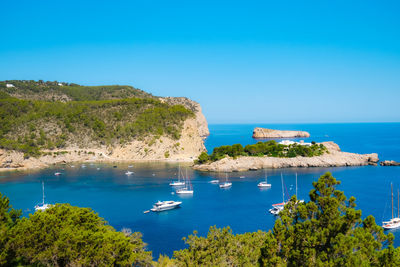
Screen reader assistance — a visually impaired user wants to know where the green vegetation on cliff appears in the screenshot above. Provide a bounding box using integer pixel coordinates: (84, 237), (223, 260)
(0, 80), (194, 157)
(196, 140), (327, 164)
(2, 173), (399, 266)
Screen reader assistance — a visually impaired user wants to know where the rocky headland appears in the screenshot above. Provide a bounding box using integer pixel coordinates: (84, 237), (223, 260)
(0, 81), (209, 171)
(252, 127), (310, 139)
(193, 141), (379, 172)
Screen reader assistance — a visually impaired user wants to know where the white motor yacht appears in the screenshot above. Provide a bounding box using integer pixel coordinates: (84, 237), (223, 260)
(54, 172), (62, 176)
(210, 179), (220, 184)
(150, 200), (182, 212)
(34, 181), (53, 212)
(125, 171), (134, 176)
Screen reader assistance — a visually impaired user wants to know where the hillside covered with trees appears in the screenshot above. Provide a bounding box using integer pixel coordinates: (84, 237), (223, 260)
(0, 80), (195, 158)
(1, 173), (400, 266)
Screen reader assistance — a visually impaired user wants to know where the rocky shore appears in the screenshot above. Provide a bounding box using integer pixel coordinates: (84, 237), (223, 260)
(252, 127), (310, 139)
(193, 142), (379, 172)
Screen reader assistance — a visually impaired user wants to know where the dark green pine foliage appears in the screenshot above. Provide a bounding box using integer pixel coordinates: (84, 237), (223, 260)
(196, 140), (327, 163)
(259, 172), (400, 266)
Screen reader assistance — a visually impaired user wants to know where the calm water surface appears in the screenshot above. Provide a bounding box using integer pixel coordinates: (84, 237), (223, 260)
(1, 123), (400, 257)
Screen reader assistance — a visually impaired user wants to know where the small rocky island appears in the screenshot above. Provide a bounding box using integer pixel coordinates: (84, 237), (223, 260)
(194, 141), (379, 172)
(380, 160), (400, 166)
(252, 127), (310, 139)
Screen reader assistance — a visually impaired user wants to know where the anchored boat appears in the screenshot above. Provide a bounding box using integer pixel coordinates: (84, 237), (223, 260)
(383, 183), (400, 230)
(150, 200), (182, 212)
(34, 181), (53, 211)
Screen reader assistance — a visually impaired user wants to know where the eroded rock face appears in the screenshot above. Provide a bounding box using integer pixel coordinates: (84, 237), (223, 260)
(160, 97), (210, 138)
(193, 142), (379, 172)
(380, 160), (400, 166)
(252, 127), (310, 139)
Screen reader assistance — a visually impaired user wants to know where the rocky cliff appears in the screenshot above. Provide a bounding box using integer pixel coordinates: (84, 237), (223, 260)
(193, 141), (379, 172)
(252, 127), (310, 139)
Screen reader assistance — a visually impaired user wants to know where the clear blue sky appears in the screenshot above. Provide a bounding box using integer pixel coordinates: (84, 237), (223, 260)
(1, 0), (399, 123)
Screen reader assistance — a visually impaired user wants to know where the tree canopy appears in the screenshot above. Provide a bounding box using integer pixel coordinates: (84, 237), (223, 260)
(196, 140), (327, 164)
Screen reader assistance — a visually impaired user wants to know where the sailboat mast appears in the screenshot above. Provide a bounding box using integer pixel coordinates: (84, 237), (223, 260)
(281, 173), (284, 203)
(42, 181), (45, 205)
(392, 183), (394, 219)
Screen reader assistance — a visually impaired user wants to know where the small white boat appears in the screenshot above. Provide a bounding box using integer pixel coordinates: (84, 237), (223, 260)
(383, 184), (400, 230)
(81, 164), (86, 168)
(210, 179), (220, 184)
(125, 171), (134, 176)
(170, 165), (185, 186)
(150, 200), (182, 212)
(97, 168), (100, 170)
(54, 172), (62, 176)
(70, 165), (75, 168)
(128, 165), (133, 168)
(239, 176), (245, 179)
(35, 181), (53, 212)
(176, 188), (194, 194)
(269, 173), (286, 215)
(269, 203), (285, 215)
(258, 172), (271, 188)
(219, 182), (232, 189)
(176, 169), (194, 194)
(219, 173), (232, 188)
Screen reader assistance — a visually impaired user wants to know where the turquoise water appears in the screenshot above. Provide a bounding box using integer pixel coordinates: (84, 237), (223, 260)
(0, 123), (400, 257)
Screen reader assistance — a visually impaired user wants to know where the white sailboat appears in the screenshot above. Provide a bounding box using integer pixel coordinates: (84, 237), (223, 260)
(219, 173), (232, 189)
(295, 173), (304, 203)
(34, 181), (52, 211)
(170, 165), (185, 186)
(383, 184), (400, 230)
(269, 173), (286, 215)
(258, 171), (271, 188)
(125, 170), (134, 176)
(176, 169), (194, 194)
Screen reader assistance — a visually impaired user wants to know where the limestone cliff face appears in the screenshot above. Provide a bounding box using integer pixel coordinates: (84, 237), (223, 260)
(193, 141), (379, 172)
(252, 127), (310, 139)
(160, 97), (210, 138)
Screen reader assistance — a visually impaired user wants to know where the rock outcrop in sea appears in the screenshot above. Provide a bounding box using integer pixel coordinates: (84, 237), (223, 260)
(380, 160), (400, 166)
(252, 127), (310, 139)
(193, 141), (379, 172)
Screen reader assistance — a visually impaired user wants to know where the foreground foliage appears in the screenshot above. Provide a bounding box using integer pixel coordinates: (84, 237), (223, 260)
(158, 172), (400, 266)
(196, 140), (327, 163)
(0, 197), (152, 266)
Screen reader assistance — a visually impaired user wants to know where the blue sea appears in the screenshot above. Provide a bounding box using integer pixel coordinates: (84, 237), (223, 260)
(1, 123), (400, 258)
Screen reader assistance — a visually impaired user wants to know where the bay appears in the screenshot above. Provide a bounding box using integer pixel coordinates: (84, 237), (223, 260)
(1, 123), (400, 257)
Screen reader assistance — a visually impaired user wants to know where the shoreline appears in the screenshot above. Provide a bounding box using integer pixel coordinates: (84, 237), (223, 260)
(193, 141), (379, 172)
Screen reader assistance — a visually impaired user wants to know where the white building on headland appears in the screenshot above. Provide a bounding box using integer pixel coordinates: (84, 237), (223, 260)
(279, 140), (312, 146)
(6, 83), (15, 88)
(58, 83), (63, 86)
